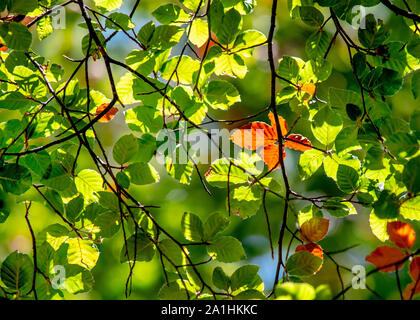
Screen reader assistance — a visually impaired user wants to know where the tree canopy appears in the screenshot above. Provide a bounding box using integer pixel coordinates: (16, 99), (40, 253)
(0, 0), (420, 300)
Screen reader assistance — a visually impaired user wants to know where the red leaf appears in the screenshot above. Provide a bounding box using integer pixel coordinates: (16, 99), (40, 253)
(295, 243), (323, 260)
(365, 246), (407, 272)
(301, 83), (316, 96)
(387, 221), (416, 249)
(409, 257), (420, 282)
(258, 144), (285, 171)
(403, 281), (420, 300)
(95, 103), (119, 122)
(231, 122), (276, 150)
(284, 134), (312, 152)
(268, 112), (288, 137)
(300, 217), (329, 243)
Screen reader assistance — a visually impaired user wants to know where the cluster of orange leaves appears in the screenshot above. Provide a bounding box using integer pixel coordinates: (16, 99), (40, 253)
(95, 103), (119, 122)
(295, 217), (329, 272)
(366, 221), (420, 299)
(230, 112), (312, 170)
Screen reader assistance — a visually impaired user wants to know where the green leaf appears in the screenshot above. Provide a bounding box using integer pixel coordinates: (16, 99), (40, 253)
(400, 197), (420, 221)
(180, 0), (203, 11)
(205, 158), (249, 187)
(412, 70), (420, 99)
(161, 56), (200, 85)
(37, 16), (53, 41)
(212, 267), (230, 291)
(152, 4), (188, 25)
(312, 106), (343, 147)
(137, 21), (155, 48)
(216, 8), (242, 46)
(0, 164), (32, 195)
(369, 211), (395, 241)
(204, 213), (230, 240)
(125, 105), (164, 134)
(285, 251), (322, 277)
(336, 164), (359, 194)
(159, 239), (186, 272)
(214, 53), (248, 78)
(233, 289), (265, 300)
(229, 185), (262, 219)
(372, 190), (399, 219)
(358, 14), (389, 49)
(207, 236), (246, 262)
(230, 265), (259, 292)
(190, 19), (209, 48)
(149, 25), (184, 50)
(0, 192), (10, 224)
(113, 134), (139, 165)
(329, 87), (363, 125)
(181, 212), (204, 242)
(298, 205), (322, 227)
(105, 13), (135, 30)
(233, 30), (267, 52)
(305, 30), (330, 60)
(0, 92), (34, 110)
(7, 0), (38, 14)
(66, 238), (100, 270)
(116, 171), (130, 189)
(41, 163), (75, 192)
(39, 224), (70, 251)
(120, 233), (155, 263)
(298, 149), (325, 180)
(323, 198), (357, 217)
(0, 251), (33, 295)
(75, 169), (103, 202)
(402, 156), (420, 195)
(158, 280), (192, 300)
(63, 265), (95, 294)
(323, 154), (360, 181)
(385, 133), (418, 159)
(44, 188), (64, 214)
(93, 0), (122, 11)
(204, 80), (241, 110)
(125, 162), (160, 185)
(0, 22), (32, 51)
(165, 146), (194, 185)
(299, 6), (324, 27)
(21, 150), (52, 178)
(95, 211), (120, 238)
(277, 56), (304, 85)
(301, 59), (332, 82)
(66, 194), (84, 223)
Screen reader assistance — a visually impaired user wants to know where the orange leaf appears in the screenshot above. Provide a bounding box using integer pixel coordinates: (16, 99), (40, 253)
(387, 221), (416, 249)
(268, 112), (288, 137)
(96, 103), (118, 122)
(295, 243), (323, 260)
(197, 34), (218, 59)
(258, 144), (285, 171)
(231, 122), (276, 150)
(0, 44), (7, 52)
(403, 281), (420, 300)
(409, 257), (420, 282)
(300, 217), (329, 243)
(301, 83), (316, 96)
(284, 134), (312, 152)
(365, 246), (407, 272)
